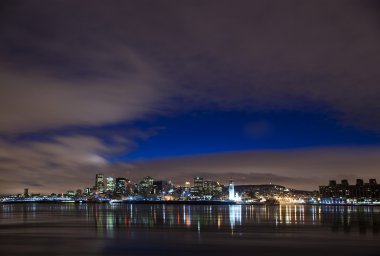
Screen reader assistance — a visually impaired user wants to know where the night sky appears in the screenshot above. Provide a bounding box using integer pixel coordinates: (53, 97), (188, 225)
(0, 0), (380, 194)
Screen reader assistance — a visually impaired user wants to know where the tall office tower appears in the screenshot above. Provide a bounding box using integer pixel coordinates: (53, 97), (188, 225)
(95, 173), (105, 193)
(229, 179), (235, 200)
(115, 178), (127, 194)
(106, 177), (115, 192)
(138, 176), (154, 195)
(193, 176), (204, 192)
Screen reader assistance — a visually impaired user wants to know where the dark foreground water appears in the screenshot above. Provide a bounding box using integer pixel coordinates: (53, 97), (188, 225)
(0, 204), (379, 256)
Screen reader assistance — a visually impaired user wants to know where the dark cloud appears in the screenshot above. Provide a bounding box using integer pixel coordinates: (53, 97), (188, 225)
(0, 1), (379, 193)
(0, 1), (379, 134)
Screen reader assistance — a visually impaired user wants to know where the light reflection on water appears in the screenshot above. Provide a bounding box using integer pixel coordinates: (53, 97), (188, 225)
(1, 204), (378, 234)
(1, 204), (379, 255)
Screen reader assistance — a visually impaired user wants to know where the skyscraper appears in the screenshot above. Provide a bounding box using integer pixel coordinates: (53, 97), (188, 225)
(95, 173), (104, 193)
(193, 177), (204, 191)
(115, 177), (127, 194)
(106, 177), (115, 192)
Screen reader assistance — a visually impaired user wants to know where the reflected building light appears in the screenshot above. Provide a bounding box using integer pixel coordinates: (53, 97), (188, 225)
(229, 205), (242, 233)
(286, 205), (291, 224)
(106, 214), (114, 234)
(217, 212), (221, 229)
(183, 205), (186, 224)
(163, 205), (166, 224)
(312, 205), (316, 224)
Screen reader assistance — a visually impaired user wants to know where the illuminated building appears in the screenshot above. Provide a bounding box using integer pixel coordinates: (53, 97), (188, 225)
(66, 190), (75, 197)
(229, 179), (235, 200)
(192, 176), (204, 196)
(228, 178), (241, 201)
(84, 187), (92, 195)
(203, 180), (223, 198)
(138, 176), (154, 196)
(115, 178), (127, 194)
(106, 177), (115, 192)
(319, 178), (380, 202)
(95, 173), (105, 193)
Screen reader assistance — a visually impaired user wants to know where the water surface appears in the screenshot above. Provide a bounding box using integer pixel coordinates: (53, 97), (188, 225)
(0, 204), (379, 255)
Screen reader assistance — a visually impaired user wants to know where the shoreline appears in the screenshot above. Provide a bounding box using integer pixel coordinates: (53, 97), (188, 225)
(1, 200), (380, 206)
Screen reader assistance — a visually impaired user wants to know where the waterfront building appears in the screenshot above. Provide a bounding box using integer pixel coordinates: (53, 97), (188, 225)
(138, 176), (154, 196)
(95, 173), (105, 193)
(66, 190), (75, 197)
(106, 177), (115, 192)
(115, 178), (127, 194)
(76, 189), (82, 196)
(192, 176), (204, 196)
(153, 180), (171, 195)
(229, 179), (235, 200)
(203, 180), (223, 198)
(84, 187), (92, 195)
(319, 178), (380, 202)
(228, 179), (242, 201)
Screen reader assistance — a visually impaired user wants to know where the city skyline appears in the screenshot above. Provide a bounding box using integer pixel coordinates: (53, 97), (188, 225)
(1, 1), (380, 194)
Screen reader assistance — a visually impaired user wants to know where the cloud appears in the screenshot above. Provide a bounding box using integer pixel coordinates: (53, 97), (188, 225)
(0, 131), (379, 194)
(0, 1), (379, 193)
(124, 147), (380, 190)
(0, 130), (150, 194)
(0, 1), (172, 134)
(0, 1), (380, 134)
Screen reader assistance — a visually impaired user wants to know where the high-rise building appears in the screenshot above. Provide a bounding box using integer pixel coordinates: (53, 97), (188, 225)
(193, 176), (204, 191)
(115, 178), (127, 194)
(153, 180), (169, 195)
(356, 179), (364, 186)
(319, 178), (380, 200)
(203, 180), (222, 197)
(138, 176), (154, 196)
(95, 173), (104, 193)
(106, 177), (115, 192)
